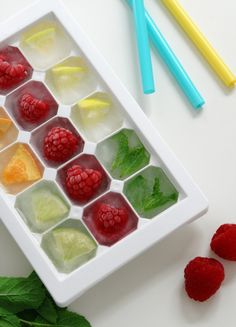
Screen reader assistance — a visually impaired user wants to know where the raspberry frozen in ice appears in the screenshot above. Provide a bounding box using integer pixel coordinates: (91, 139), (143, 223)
(83, 193), (138, 246)
(44, 127), (79, 163)
(0, 46), (32, 93)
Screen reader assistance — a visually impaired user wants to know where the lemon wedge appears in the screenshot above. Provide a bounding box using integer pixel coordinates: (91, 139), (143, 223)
(24, 27), (56, 53)
(78, 95), (111, 126)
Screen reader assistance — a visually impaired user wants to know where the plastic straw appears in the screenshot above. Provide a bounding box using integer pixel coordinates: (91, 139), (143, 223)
(125, 0), (205, 109)
(132, 0), (155, 94)
(161, 0), (236, 87)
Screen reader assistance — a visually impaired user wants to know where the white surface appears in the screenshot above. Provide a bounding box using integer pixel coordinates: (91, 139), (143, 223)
(0, 0), (235, 325)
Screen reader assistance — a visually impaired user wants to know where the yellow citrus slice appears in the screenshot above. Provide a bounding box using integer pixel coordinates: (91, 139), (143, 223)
(24, 27), (56, 52)
(78, 96), (111, 126)
(52, 66), (86, 75)
(2, 144), (42, 185)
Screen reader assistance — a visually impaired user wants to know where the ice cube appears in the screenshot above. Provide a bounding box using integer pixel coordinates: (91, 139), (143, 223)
(71, 92), (123, 142)
(30, 117), (84, 168)
(0, 107), (18, 150)
(5, 81), (58, 131)
(41, 219), (97, 273)
(0, 46), (33, 94)
(123, 166), (179, 218)
(0, 143), (43, 194)
(57, 154), (110, 205)
(83, 192), (138, 246)
(20, 20), (72, 70)
(96, 129), (150, 180)
(45, 56), (97, 105)
(15, 180), (70, 233)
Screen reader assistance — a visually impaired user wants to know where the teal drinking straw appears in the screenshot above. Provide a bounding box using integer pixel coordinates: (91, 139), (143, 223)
(125, 0), (205, 109)
(132, 0), (155, 94)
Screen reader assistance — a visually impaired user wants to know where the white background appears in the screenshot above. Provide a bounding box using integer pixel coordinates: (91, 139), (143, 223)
(0, 0), (236, 326)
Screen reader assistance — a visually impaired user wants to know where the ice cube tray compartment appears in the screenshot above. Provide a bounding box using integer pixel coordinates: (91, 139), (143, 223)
(0, 107), (18, 150)
(0, 0), (207, 306)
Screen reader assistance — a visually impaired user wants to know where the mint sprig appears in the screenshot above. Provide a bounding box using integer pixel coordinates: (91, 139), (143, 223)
(125, 175), (178, 216)
(111, 131), (150, 179)
(0, 272), (91, 327)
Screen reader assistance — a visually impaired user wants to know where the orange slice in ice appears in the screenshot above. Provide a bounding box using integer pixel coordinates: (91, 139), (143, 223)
(0, 118), (12, 137)
(2, 144), (41, 185)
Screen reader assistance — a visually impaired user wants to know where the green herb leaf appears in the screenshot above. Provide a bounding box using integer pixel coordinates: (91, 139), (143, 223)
(124, 175), (148, 212)
(0, 272), (45, 313)
(20, 309), (91, 327)
(118, 146), (149, 178)
(0, 271), (92, 327)
(17, 309), (38, 322)
(56, 309), (91, 327)
(37, 295), (57, 324)
(0, 307), (21, 327)
(111, 131), (129, 172)
(143, 178), (178, 212)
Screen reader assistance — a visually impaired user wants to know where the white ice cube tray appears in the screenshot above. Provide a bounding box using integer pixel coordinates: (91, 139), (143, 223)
(0, 0), (208, 306)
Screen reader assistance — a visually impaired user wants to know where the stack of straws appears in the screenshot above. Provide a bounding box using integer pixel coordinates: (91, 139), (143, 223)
(126, 0), (236, 109)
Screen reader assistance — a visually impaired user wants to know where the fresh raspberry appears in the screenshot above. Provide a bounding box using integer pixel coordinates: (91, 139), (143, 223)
(94, 203), (128, 234)
(211, 224), (236, 261)
(19, 93), (49, 123)
(0, 55), (28, 90)
(66, 165), (102, 201)
(184, 257), (225, 302)
(44, 127), (79, 162)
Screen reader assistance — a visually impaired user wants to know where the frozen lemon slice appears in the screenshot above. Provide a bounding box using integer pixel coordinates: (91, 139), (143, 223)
(32, 190), (69, 224)
(78, 96), (111, 126)
(2, 144), (41, 185)
(24, 27), (56, 53)
(0, 118), (12, 137)
(52, 65), (87, 88)
(53, 228), (96, 261)
(52, 66), (86, 75)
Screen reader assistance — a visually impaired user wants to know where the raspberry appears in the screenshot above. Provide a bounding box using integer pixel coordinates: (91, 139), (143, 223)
(184, 257), (225, 302)
(19, 93), (49, 123)
(211, 224), (236, 261)
(66, 165), (102, 201)
(0, 55), (28, 90)
(94, 203), (128, 234)
(44, 127), (79, 162)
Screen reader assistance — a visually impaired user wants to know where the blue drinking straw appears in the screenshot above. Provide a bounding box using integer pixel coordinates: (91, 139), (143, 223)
(132, 0), (155, 94)
(125, 0), (205, 109)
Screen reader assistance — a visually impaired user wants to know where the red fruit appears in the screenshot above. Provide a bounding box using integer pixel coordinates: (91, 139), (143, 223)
(66, 165), (102, 201)
(19, 93), (49, 123)
(0, 55), (28, 90)
(184, 257), (224, 302)
(94, 203), (128, 235)
(211, 224), (236, 261)
(44, 127), (79, 162)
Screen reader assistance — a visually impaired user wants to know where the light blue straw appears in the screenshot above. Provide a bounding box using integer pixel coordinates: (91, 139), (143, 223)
(125, 0), (205, 109)
(132, 0), (155, 94)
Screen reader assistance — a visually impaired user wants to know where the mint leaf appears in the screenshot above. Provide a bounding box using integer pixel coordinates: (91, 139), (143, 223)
(20, 309), (91, 326)
(111, 130), (150, 179)
(0, 271), (92, 327)
(111, 131), (129, 172)
(124, 175), (148, 211)
(118, 146), (149, 178)
(0, 307), (20, 327)
(56, 309), (91, 327)
(143, 178), (178, 212)
(37, 295), (57, 324)
(17, 309), (37, 322)
(0, 272), (45, 313)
